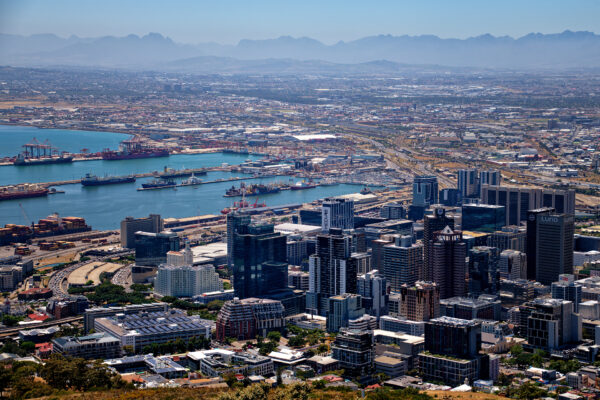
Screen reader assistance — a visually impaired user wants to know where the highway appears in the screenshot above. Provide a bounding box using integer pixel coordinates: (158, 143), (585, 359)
(0, 315), (83, 338)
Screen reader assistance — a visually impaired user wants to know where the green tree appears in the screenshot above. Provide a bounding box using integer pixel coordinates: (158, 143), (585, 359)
(1, 315), (23, 327)
(312, 379), (326, 389)
(267, 331), (281, 343)
(512, 382), (547, 400)
(207, 300), (224, 311)
(288, 335), (306, 347)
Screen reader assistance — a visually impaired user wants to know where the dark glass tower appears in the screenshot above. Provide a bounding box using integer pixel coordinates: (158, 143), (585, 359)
(232, 222), (288, 299)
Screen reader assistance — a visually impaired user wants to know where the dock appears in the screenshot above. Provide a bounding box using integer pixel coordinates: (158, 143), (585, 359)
(136, 176), (275, 191)
(32, 166), (232, 188)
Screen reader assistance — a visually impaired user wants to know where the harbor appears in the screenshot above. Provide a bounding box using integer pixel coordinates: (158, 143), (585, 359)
(0, 125), (394, 231)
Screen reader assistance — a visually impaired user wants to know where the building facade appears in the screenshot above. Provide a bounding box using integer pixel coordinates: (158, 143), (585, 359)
(120, 214), (163, 248)
(154, 264), (223, 298)
(399, 281), (440, 322)
(431, 227), (467, 299)
(233, 222), (288, 299)
(322, 197), (354, 233)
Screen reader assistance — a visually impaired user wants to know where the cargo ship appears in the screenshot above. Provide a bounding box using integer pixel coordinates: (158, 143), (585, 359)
(102, 138), (169, 161)
(0, 184), (49, 201)
(13, 139), (73, 166)
(81, 173), (136, 186)
(290, 180), (317, 190)
(140, 178), (176, 190)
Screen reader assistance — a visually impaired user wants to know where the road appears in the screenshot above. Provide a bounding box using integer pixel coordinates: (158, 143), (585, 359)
(0, 315), (83, 338)
(111, 265), (133, 291)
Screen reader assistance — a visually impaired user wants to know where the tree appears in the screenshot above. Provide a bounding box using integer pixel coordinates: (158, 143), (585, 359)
(317, 344), (329, 354)
(312, 379), (326, 389)
(512, 382), (547, 400)
(19, 341), (35, 353)
(1, 314), (23, 327)
(509, 344), (523, 357)
(288, 335), (306, 347)
(267, 331), (281, 343)
(207, 300), (224, 311)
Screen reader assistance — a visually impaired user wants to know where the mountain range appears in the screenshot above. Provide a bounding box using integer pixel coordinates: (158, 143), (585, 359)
(1, 31), (600, 73)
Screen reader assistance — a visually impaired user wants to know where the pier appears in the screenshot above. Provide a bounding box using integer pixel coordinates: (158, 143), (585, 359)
(136, 175), (283, 191)
(30, 166), (232, 188)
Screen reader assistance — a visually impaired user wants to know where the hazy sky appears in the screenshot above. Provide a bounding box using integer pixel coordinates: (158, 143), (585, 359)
(1, 0), (599, 44)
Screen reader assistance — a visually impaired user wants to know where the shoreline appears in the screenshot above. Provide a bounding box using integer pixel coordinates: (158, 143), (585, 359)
(0, 122), (138, 138)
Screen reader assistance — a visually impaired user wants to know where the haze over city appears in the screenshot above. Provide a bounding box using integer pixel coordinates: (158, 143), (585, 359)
(1, 2), (600, 400)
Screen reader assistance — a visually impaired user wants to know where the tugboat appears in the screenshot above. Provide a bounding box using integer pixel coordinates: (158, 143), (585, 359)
(360, 186), (373, 195)
(81, 173), (136, 186)
(140, 178), (176, 189)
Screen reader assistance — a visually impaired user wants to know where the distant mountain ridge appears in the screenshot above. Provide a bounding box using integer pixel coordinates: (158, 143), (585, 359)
(1, 30), (600, 72)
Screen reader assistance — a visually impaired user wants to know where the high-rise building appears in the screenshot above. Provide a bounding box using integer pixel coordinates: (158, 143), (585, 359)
(419, 317), (488, 386)
(227, 212), (251, 268)
(551, 274), (582, 313)
(120, 214), (163, 248)
(327, 293), (365, 333)
(479, 170), (501, 188)
(322, 197), (354, 233)
(380, 203), (406, 220)
(439, 188), (462, 207)
(232, 222), (288, 299)
(216, 298), (285, 342)
(526, 298), (581, 350)
(424, 316), (481, 359)
(468, 246), (500, 296)
(134, 231), (179, 266)
(351, 252), (372, 275)
(357, 270), (388, 320)
(461, 204), (506, 233)
(526, 207), (555, 281)
(371, 236), (394, 272)
(458, 169), (479, 199)
(499, 249), (527, 280)
(481, 185), (575, 226)
(288, 270), (309, 291)
(499, 279), (535, 308)
(286, 238), (308, 267)
(413, 176), (439, 207)
(439, 295), (501, 321)
(383, 235), (423, 290)
(431, 227), (467, 299)
(535, 213), (574, 285)
(399, 281), (440, 322)
(155, 264), (223, 298)
(307, 228), (355, 315)
(488, 226), (526, 253)
(423, 207), (455, 281)
(331, 328), (374, 377)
